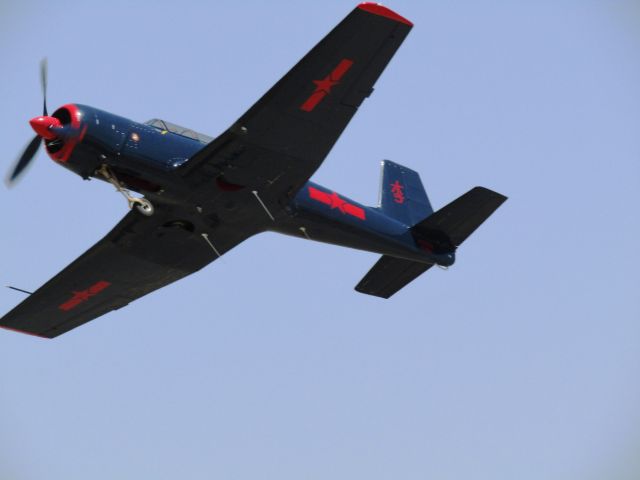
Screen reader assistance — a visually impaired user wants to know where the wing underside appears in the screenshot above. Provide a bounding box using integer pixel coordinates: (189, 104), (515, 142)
(0, 208), (251, 338)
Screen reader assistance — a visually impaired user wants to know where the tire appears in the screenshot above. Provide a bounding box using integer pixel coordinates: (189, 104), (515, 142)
(135, 199), (154, 216)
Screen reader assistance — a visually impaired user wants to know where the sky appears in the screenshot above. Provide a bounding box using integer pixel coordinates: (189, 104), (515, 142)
(1, 1), (639, 479)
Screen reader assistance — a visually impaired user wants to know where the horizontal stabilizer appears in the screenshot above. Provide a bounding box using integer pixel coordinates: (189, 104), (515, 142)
(413, 187), (507, 250)
(355, 255), (433, 299)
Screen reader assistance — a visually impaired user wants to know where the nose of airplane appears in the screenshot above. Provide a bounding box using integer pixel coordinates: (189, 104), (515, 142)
(29, 115), (62, 140)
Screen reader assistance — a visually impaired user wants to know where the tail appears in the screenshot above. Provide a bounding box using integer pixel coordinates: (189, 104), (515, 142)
(410, 187), (507, 253)
(355, 255), (434, 299)
(356, 164), (507, 299)
(378, 160), (433, 226)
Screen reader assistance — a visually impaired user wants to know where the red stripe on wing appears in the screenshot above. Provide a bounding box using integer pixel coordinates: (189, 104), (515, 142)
(301, 91), (328, 112)
(331, 58), (354, 80)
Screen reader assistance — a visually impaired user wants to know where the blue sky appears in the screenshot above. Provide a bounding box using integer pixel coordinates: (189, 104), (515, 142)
(1, 1), (639, 479)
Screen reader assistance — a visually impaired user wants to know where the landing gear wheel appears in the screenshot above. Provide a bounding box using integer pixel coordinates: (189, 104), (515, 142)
(97, 165), (156, 217)
(134, 198), (154, 216)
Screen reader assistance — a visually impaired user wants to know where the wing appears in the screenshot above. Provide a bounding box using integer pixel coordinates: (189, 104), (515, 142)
(181, 3), (413, 195)
(0, 207), (252, 339)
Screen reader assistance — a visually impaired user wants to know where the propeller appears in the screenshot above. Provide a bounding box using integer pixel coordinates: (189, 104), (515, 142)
(8, 136), (42, 184)
(6, 58), (51, 186)
(41, 58), (48, 116)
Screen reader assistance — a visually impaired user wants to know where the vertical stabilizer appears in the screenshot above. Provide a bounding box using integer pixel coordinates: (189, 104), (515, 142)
(379, 160), (433, 226)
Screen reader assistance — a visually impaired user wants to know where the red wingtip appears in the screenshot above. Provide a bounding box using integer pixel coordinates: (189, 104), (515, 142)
(0, 325), (48, 339)
(358, 3), (413, 26)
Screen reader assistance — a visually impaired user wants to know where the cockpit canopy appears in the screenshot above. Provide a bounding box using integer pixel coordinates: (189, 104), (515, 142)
(145, 118), (214, 145)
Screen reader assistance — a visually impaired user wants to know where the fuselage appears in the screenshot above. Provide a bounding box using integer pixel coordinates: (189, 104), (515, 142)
(41, 103), (453, 266)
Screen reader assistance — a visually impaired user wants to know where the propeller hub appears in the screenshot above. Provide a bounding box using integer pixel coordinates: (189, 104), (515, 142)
(29, 116), (62, 140)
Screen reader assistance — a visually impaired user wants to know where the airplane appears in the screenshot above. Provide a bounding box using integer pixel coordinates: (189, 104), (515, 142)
(1, 3), (506, 339)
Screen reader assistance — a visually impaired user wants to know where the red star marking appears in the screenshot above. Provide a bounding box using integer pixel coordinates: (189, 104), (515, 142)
(328, 191), (347, 213)
(307, 187), (366, 220)
(300, 58), (354, 112)
(312, 77), (340, 95)
(71, 290), (91, 302)
(59, 280), (111, 312)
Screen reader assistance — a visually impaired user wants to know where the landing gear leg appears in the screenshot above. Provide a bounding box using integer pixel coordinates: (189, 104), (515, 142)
(97, 165), (155, 216)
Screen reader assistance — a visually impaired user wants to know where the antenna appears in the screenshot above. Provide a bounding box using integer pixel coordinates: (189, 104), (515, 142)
(6, 286), (33, 295)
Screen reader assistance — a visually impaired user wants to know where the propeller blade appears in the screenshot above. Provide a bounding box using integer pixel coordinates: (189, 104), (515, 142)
(40, 58), (48, 116)
(6, 135), (41, 186)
